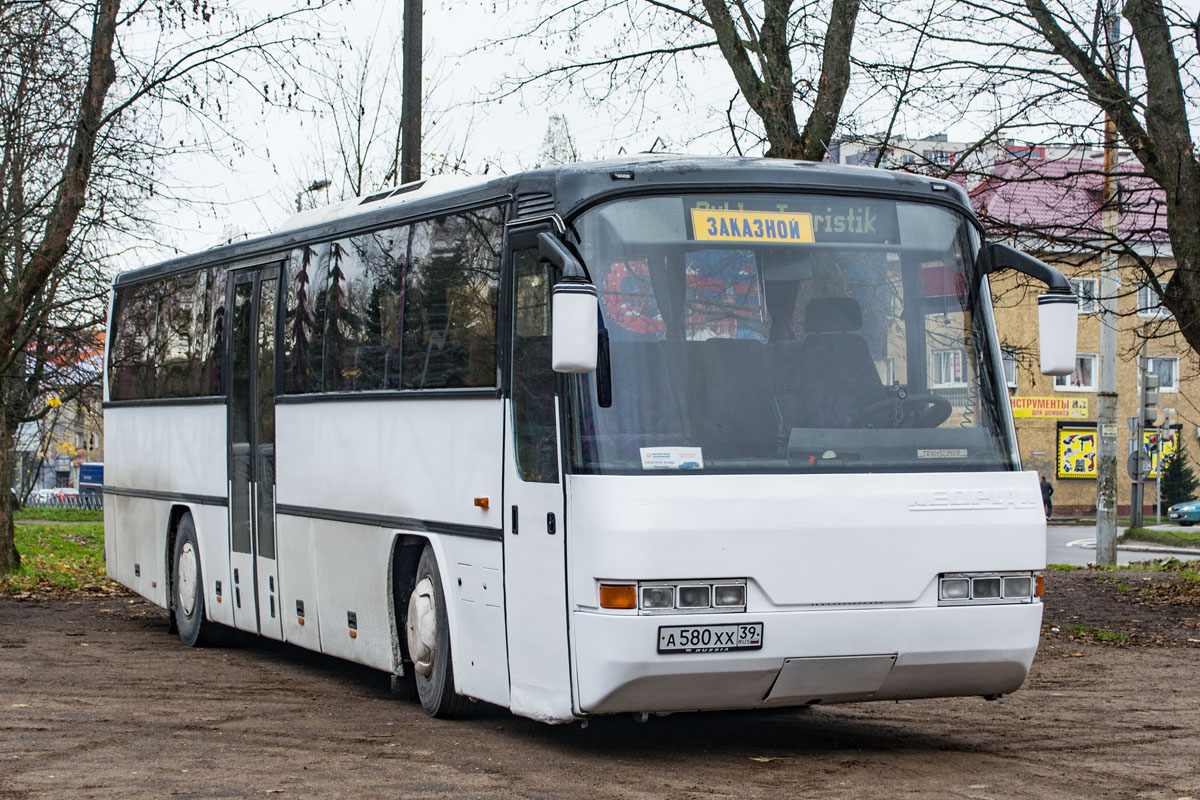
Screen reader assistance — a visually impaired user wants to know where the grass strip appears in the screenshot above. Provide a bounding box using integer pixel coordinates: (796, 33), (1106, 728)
(14, 508), (104, 522)
(0, 523), (122, 596)
(1121, 526), (1200, 549)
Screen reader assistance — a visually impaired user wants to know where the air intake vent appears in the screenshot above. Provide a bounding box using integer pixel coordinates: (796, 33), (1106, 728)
(359, 190), (393, 205)
(516, 192), (555, 217)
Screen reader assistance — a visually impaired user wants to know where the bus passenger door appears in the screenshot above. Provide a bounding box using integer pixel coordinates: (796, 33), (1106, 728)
(228, 265), (283, 640)
(502, 239), (573, 721)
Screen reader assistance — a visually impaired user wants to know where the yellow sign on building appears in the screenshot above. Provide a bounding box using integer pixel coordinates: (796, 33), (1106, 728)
(1012, 396), (1089, 419)
(1057, 426), (1098, 479)
(1144, 430), (1178, 479)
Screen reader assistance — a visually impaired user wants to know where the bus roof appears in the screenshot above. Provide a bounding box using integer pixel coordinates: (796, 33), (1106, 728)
(113, 155), (975, 287)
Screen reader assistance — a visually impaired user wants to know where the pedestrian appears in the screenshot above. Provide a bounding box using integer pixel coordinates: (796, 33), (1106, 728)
(1040, 474), (1054, 521)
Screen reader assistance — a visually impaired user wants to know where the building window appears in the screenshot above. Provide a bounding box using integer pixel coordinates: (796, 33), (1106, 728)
(1001, 348), (1018, 389)
(1145, 356), (1179, 393)
(1068, 277), (1099, 314)
(1054, 354), (1098, 392)
(1137, 282), (1172, 318)
(931, 349), (966, 387)
(876, 356), (897, 386)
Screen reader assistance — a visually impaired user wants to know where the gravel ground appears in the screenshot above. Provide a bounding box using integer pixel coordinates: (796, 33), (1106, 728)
(1, 566), (1198, 800)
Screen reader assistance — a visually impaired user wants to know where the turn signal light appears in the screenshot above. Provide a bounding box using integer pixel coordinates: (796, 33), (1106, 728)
(1035, 574), (1044, 598)
(599, 584), (637, 609)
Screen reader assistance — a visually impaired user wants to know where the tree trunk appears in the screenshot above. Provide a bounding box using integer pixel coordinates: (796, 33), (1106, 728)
(0, 397), (18, 573)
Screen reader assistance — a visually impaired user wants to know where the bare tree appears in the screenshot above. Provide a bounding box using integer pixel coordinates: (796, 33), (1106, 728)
(0, 0), (336, 573)
(477, 0), (865, 161)
(1022, 0), (1200, 357)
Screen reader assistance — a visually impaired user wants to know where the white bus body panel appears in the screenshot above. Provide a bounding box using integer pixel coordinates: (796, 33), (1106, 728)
(104, 405), (228, 617)
(273, 398), (507, 699)
(566, 470), (1045, 715)
(276, 514), (322, 651)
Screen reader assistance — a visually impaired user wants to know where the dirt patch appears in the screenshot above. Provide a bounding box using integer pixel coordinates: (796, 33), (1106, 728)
(1042, 561), (1200, 647)
(1, 569), (1198, 799)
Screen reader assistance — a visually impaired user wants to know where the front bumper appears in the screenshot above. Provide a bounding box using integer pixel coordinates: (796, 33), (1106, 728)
(572, 602), (1042, 714)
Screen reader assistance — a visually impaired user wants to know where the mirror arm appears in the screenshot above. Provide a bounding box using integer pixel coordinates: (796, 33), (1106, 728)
(538, 232), (590, 282)
(981, 242), (1073, 294)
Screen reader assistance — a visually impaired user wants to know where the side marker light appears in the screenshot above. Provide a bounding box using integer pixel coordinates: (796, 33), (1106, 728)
(599, 584), (637, 609)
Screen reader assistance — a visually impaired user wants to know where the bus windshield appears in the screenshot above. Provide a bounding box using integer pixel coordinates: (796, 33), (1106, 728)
(567, 192), (1016, 474)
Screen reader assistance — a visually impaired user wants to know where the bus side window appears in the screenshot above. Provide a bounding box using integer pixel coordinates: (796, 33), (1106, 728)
(403, 209), (503, 390)
(512, 248), (559, 482)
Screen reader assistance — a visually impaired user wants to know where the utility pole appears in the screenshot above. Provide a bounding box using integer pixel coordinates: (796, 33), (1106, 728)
(1131, 337), (1147, 529)
(1095, 0), (1121, 565)
(400, 0), (423, 184)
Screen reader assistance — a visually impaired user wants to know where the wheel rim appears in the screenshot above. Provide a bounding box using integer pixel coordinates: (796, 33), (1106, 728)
(406, 576), (438, 679)
(178, 541), (199, 618)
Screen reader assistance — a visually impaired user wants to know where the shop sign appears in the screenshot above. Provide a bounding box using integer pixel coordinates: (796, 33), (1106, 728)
(1012, 396), (1089, 419)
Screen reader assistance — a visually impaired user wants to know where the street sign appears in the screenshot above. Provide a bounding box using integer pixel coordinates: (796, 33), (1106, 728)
(1127, 451), (1151, 480)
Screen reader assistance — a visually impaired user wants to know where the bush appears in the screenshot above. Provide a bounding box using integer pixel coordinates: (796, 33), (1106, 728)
(1161, 441), (1199, 510)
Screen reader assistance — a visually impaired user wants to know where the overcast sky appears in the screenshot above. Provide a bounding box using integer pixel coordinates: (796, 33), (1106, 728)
(130, 0), (1200, 268)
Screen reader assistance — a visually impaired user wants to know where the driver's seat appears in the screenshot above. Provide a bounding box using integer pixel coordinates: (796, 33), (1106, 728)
(773, 297), (888, 428)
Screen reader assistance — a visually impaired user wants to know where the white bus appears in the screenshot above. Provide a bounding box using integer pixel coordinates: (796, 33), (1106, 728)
(104, 156), (1078, 723)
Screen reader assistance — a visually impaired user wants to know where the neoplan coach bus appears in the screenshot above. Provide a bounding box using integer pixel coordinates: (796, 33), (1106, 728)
(104, 156), (1078, 723)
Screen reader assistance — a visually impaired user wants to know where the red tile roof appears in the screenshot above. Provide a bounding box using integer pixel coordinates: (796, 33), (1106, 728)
(971, 156), (1168, 244)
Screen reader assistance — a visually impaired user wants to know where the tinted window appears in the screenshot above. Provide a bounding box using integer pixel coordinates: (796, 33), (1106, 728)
(282, 205), (503, 394)
(511, 248), (558, 482)
(108, 268), (226, 400)
(283, 243), (330, 394)
(403, 208), (502, 389)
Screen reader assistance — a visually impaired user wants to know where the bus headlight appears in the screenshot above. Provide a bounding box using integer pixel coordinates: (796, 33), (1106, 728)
(939, 577), (970, 600)
(640, 586), (674, 610)
(621, 579), (747, 614)
(677, 585), (711, 609)
(939, 572), (1038, 605)
(1003, 575), (1033, 598)
(713, 584), (746, 607)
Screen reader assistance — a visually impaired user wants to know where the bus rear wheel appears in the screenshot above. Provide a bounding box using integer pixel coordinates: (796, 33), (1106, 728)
(406, 545), (471, 718)
(172, 514), (221, 647)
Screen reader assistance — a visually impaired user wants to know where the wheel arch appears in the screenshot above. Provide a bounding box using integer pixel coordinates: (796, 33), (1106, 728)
(164, 504), (194, 617)
(387, 533), (432, 675)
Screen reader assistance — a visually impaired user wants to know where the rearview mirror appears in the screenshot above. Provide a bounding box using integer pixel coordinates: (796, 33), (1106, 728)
(983, 243), (1079, 376)
(538, 233), (598, 373)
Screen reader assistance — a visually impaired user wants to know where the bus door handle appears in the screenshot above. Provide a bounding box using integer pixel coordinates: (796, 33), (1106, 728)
(511, 505), (518, 535)
(546, 512), (556, 535)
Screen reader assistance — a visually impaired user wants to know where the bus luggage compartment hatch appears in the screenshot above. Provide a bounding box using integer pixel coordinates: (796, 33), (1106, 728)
(763, 654), (897, 704)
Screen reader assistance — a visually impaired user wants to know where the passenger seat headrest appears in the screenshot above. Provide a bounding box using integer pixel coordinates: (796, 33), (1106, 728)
(805, 297), (863, 333)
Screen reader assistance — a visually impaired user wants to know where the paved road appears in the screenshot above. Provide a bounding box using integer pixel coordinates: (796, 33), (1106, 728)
(1047, 524), (1200, 566)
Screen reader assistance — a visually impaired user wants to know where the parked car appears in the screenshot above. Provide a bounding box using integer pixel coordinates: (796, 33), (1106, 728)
(1166, 499), (1200, 526)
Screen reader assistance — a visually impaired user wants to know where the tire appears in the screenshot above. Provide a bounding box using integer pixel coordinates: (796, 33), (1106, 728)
(172, 514), (220, 647)
(405, 544), (471, 718)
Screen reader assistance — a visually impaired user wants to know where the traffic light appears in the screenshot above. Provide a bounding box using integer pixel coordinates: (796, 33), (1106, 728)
(1142, 372), (1160, 425)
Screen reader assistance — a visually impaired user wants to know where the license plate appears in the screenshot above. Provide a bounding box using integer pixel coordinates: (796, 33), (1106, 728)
(657, 623), (763, 654)
(1169, 513), (1180, 519)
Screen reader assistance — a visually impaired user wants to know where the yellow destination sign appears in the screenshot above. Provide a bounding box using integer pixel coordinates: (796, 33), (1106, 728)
(690, 208), (815, 244)
(1012, 396), (1089, 419)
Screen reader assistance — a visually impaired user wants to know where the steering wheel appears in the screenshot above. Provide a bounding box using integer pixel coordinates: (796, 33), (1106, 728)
(852, 393), (953, 429)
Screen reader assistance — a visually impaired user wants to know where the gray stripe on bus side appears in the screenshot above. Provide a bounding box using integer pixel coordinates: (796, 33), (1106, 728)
(274, 503), (503, 541)
(102, 486), (228, 507)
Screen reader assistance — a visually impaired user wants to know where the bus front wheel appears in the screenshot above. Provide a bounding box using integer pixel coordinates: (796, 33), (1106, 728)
(406, 545), (471, 718)
(172, 514), (220, 647)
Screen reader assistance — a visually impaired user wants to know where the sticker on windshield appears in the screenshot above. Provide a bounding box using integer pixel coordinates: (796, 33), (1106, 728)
(640, 447), (704, 470)
(917, 449), (968, 459)
(690, 208), (814, 245)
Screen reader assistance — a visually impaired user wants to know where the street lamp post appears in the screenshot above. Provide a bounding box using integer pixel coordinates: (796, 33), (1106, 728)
(295, 178), (331, 212)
